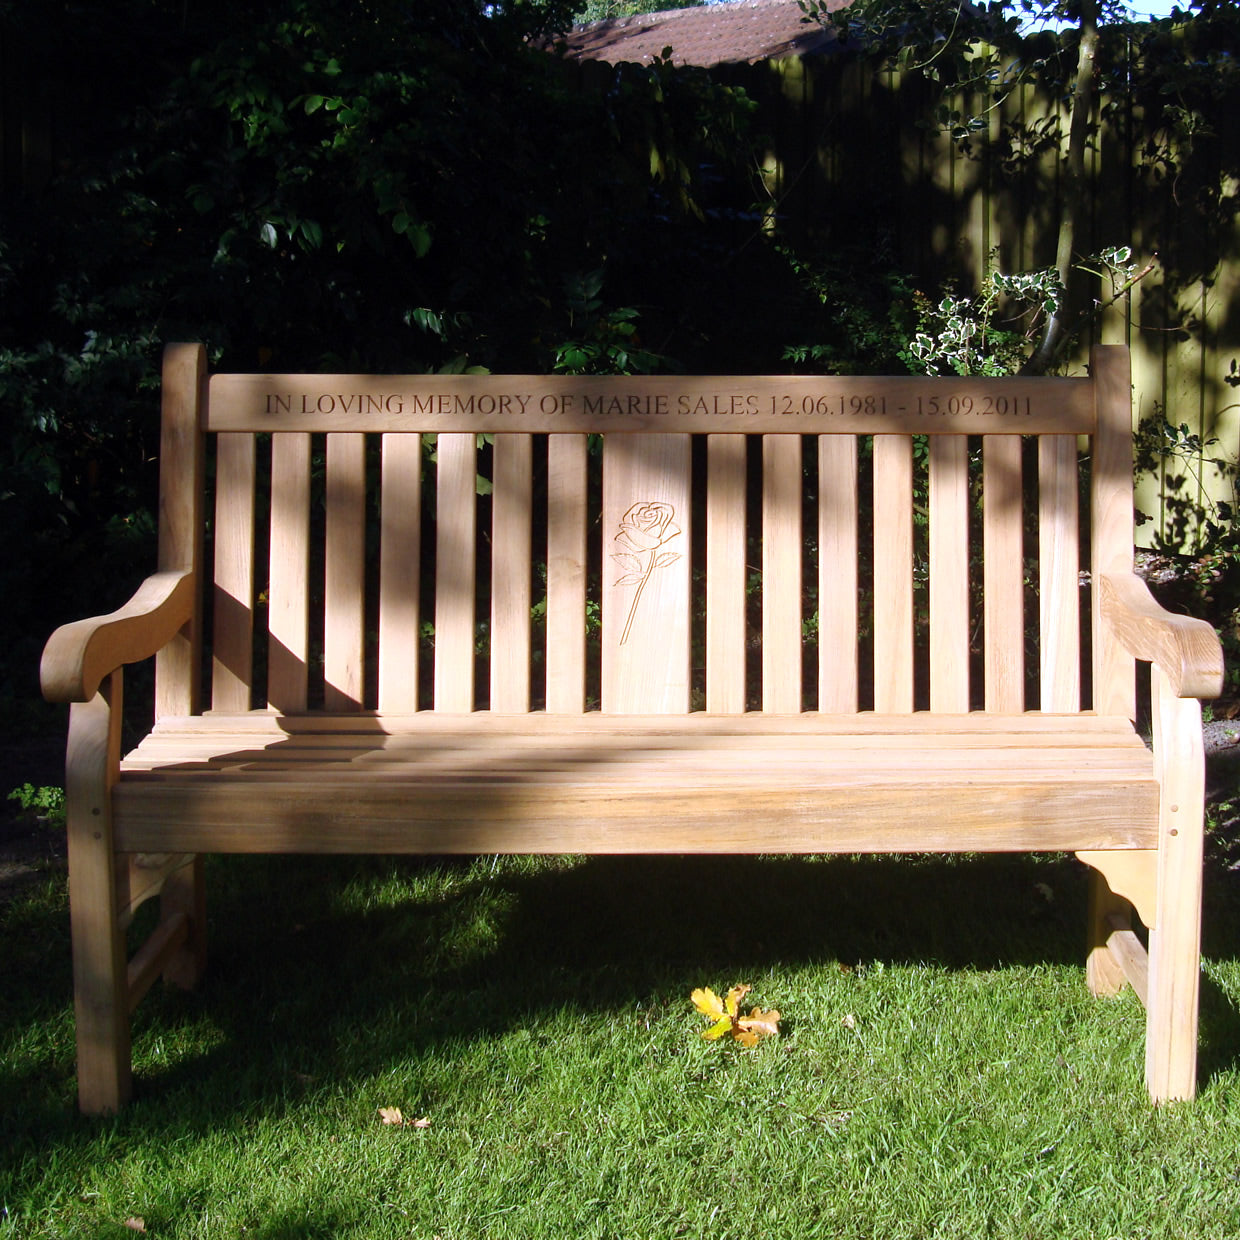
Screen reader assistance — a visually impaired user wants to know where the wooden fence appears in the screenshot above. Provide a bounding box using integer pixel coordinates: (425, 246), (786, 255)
(719, 45), (1240, 551)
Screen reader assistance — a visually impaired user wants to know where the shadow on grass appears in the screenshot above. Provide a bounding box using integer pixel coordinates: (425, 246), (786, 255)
(4, 850), (1239, 1146)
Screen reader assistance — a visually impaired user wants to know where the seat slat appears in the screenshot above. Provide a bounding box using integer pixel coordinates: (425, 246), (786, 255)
(983, 435), (1025, 711)
(267, 432), (311, 711)
(324, 433), (366, 711)
(818, 436), (858, 712)
(211, 434), (255, 711)
(433, 432), (477, 711)
(873, 436), (914, 712)
(113, 760), (1158, 856)
(763, 435), (803, 711)
(378, 434), (422, 712)
(706, 435), (747, 712)
(490, 434), (532, 711)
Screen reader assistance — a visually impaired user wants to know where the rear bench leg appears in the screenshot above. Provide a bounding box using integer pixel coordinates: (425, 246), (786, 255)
(1146, 666), (1205, 1103)
(1085, 869), (1132, 998)
(66, 680), (131, 1115)
(159, 855), (207, 990)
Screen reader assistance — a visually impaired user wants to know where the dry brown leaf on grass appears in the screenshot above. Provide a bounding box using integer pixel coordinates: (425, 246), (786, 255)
(378, 1107), (431, 1128)
(123, 1220), (147, 1234)
(691, 984), (780, 1046)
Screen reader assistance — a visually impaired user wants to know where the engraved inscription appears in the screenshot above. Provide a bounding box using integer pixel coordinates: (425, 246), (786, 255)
(613, 501), (682, 646)
(259, 386), (1036, 421)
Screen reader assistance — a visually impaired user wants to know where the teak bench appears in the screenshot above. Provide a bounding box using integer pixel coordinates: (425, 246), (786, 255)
(42, 343), (1223, 1113)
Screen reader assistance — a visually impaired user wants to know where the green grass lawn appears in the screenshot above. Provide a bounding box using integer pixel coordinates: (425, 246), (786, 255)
(4, 843), (1240, 1239)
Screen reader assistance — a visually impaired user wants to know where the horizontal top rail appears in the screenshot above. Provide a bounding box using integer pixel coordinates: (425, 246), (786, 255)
(207, 373), (1096, 435)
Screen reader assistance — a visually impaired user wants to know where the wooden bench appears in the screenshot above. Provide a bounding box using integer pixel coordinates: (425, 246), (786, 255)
(42, 342), (1223, 1113)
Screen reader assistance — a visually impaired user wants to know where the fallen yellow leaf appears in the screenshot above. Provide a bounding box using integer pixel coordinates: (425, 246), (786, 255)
(378, 1106), (406, 1126)
(691, 985), (780, 1046)
(691, 987), (725, 1020)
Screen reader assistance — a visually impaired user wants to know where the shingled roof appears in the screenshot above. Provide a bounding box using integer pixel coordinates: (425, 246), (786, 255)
(552, 0), (853, 68)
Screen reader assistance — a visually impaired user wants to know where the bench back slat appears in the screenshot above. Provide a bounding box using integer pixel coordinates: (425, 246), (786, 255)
(873, 435), (915, 713)
(545, 435), (589, 713)
(983, 436), (1026, 712)
(601, 434), (692, 713)
(818, 436), (859, 713)
(378, 433), (422, 712)
(211, 432), (256, 712)
(1039, 435), (1081, 712)
(928, 436), (971, 713)
(706, 434), (748, 713)
(324, 433), (367, 711)
(490, 433), (533, 712)
(762, 435), (804, 712)
(433, 432), (478, 712)
(267, 432), (311, 712)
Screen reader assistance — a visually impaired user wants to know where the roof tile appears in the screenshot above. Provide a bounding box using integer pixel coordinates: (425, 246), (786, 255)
(552, 0), (851, 67)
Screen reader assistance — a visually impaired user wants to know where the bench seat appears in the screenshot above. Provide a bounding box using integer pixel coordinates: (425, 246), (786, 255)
(114, 712), (1158, 855)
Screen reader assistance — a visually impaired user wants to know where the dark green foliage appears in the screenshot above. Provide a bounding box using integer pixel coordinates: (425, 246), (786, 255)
(0, 0), (764, 728)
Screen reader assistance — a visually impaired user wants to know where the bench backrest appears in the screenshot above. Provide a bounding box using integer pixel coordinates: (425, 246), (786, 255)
(155, 344), (1137, 721)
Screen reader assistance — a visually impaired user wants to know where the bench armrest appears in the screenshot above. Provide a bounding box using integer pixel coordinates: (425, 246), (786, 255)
(1099, 571), (1224, 699)
(41, 570), (196, 703)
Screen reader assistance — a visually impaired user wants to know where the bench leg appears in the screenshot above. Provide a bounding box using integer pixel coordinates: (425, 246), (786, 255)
(1085, 868), (1132, 997)
(1145, 666), (1205, 1103)
(66, 683), (131, 1115)
(159, 855), (207, 990)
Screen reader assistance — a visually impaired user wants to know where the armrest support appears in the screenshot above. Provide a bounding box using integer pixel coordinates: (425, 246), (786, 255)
(41, 570), (196, 703)
(1099, 571), (1224, 699)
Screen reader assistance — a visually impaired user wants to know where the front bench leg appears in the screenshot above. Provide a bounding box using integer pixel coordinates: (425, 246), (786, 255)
(66, 678), (131, 1115)
(1146, 664), (1205, 1103)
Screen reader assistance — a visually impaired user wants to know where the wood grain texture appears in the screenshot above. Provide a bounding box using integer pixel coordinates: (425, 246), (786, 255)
(929, 436), (970, 712)
(267, 433), (311, 712)
(818, 436), (858, 712)
(156, 343), (206, 718)
(983, 435), (1024, 711)
(873, 436), (914, 713)
(1099, 572), (1224, 699)
(1091, 345), (1137, 719)
(433, 433), (477, 712)
(378, 434), (422, 712)
(324, 433), (366, 711)
(601, 435), (691, 713)
(41, 570), (195, 704)
(706, 435), (747, 712)
(1146, 664), (1205, 1101)
(762, 435), (803, 712)
(208, 372), (1097, 435)
(546, 435), (588, 713)
(1038, 435), (1080, 712)
(66, 675), (130, 1114)
(211, 434), (256, 711)
(490, 433), (533, 712)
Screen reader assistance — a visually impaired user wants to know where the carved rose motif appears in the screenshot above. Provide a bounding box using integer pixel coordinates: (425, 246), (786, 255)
(616, 501), (680, 555)
(613, 501), (682, 646)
